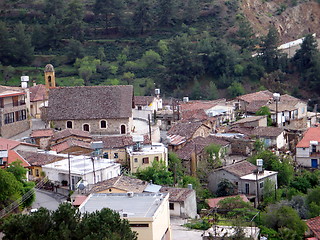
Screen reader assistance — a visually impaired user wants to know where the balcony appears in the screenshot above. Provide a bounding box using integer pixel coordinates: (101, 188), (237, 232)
(310, 152), (320, 157)
(1, 100), (26, 109)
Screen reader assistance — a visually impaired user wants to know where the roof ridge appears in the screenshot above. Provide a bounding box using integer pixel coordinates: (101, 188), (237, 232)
(113, 175), (123, 187)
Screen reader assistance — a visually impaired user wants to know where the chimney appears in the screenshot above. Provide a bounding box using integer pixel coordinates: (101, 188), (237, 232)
(21, 76), (29, 88)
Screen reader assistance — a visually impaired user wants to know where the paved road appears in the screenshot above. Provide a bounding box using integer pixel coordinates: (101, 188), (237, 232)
(32, 189), (67, 211)
(171, 217), (203, 240)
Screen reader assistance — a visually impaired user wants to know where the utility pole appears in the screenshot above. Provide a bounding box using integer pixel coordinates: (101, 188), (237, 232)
(148, 114), (152, 149)
(68, 153), (71, 191)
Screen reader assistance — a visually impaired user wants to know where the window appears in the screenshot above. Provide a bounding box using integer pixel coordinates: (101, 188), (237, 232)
(245, 183), (249, 194)
(169, 203), (174, 210)
(130, 224), (149, 227)
(29, 168), (32, 175)
(66, 121), (73, 129)
(138, 106), (142, 110)
(4, 112), (14, 124)
(259, 182), (264, 188)
(0, 158), (2, 165)
(100, 120), (107, 129)
(103, 152), (109, 159)
(312, 145), (317, 153)
(114, 153), (119, 159)
(142, 157), (149, 164)
(134, 158), (138, 163)
(120, 125), (126, 134)
(83, 124), (90, 132)
(15, 110), (26, 121)
(154, 156), (159, 162)
(35, 169), (39, 177)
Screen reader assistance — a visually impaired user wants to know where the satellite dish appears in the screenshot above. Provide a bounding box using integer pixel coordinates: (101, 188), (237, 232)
(78, 183), (85, 190)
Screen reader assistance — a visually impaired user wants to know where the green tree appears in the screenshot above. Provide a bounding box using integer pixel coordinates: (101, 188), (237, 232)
(207, 81), (218, 100)
(216, 179), (237, 197)
(97, 47), (106, 62)
(256, 106), (272, 126)
(1, 204), (137, 240)
(64, 0), (85, 40)
(259, 26), (281, 72)
(94, 0), (125, 30)
(0, 21), (13, 65)
(12, 22), (34, 65)
(227, 82), (245, 98)
(136, 160), (173, 185)
(233, 19), (257, 52)
(7, 160), (27, 182)
(156, 0), (175, 26)
(75, 57), (100, 85)
(168, 152), (184, 185)
(66, 39), (84, 63)
(133, 0), (154, 34)
(3, 66), (15, 85)
(262, 204), (307, 238)
(0, 169), (23, 208)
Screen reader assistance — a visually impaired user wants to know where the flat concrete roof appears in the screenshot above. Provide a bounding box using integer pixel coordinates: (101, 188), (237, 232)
(240, 170), (277, 181)
(79, 193), (168, 218)
(42, 156), (120, 175)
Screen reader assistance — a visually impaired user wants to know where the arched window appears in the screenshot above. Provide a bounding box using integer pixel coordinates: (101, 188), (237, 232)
(120, 125), (126, 134)
(100, 120), (107, 129)
(66, 121), (73, 129)
(48, 76), (52, 86)
(83, 124), (90, 132)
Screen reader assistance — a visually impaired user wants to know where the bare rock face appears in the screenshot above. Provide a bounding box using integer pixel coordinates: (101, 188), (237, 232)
(241, 0), (320, 43)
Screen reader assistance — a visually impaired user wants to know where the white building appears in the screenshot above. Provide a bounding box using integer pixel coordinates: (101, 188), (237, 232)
(296, 127), (320, 168)
(79, 193), (171, 240)
(42, 154), (121, 190)
(127, 142), (168, 173)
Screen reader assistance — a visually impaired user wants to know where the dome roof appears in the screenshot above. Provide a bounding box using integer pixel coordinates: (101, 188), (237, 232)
(44, 64), (54, 72)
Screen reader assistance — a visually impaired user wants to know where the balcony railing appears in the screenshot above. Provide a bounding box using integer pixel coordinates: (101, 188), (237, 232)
(1, 100), (26, 109)
(310, 152), (320, 157)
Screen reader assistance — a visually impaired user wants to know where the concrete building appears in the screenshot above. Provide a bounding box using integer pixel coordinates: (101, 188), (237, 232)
(29, 84), (47, 118)
(127, 142), (168, 173)
(208, 160), (278, 201)
(79, 193), (171, 240)
(47, 85), (134, 135)
(160, 187), (197, 219)
(42, 154), (121, 190)
(0, 86), (31, 138)
(296, 127), (320, 168)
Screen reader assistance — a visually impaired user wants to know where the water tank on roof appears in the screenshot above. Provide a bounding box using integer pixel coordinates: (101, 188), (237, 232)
(310, 141), (318, 146)
(183, 97), (189, 102)
(257, 159), (263, 172)
(155, 89), (160, 95)
(21, 76), (29, 88)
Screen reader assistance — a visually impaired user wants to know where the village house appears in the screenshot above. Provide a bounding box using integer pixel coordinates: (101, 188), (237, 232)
(79, 193), (171, 240)
(175, 135), (230, 175)
(47, 85), (134, 135)
(127, 142), (168, 173)
(30, 129), (54, 148)
(0, 86), (31, 138)
(296, 127), (320, 168)
(17, 150), (64, 180)
(160, 186), (197, 219)
(167, 120), (212, 151)
(208, 160), (278, 202)
(231, 115), (268, 128)
(42, 154), (121, 190)
(29, 84), (46, 118)
(134, 94), (162, 112)
(306, 216), (320, 239)
(207, 194), (250, 210)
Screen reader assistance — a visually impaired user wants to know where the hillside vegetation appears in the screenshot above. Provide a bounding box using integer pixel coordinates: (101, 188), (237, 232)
(1, 0), (320, 102)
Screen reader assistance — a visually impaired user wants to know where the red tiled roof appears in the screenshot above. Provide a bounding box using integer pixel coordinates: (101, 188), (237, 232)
(17, 150), (63, 166)
(51, 129), (91, 142)
(29, 84), (46, 102)
(93, 135), (134, 149)
(168, 121), (208, 140)
(0, 138), (37, 150)
(217, 160), (256, 177)
(134, 96), (155, 106)
(296, 127), (320, 148)
(176, 136), (230, 160)
(51, 139), (91, 153)
(179, 99), (226, 112)
(31, 129), (54, 138)
(73, 195), (88, 206)
(207, 194), (249, 208)
(307, 216), (320, 239)
(252, 127), (284, 137)
(237, 90), (273, 103)
(232, 116), (266, 125)
(7, 150), (30, 167)
(160, 187), (194, 202)
(181, 109), (208, 121)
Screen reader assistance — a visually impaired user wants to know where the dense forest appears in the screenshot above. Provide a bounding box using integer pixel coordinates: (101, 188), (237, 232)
(1, 0), (320, 102)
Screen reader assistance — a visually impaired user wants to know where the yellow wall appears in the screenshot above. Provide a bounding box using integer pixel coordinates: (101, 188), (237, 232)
(130, 152), (167, 173)
(97, 187), (127, 194)
(103, 148), (128, 165)
(28, 166), (43, 179)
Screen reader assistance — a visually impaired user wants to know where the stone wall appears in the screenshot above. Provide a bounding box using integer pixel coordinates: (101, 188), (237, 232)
(53, 117), (132, 135)
(1, 119), (30, 138)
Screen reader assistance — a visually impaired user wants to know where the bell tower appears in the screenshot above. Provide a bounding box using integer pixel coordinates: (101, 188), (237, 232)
(44, 64), (56, 90)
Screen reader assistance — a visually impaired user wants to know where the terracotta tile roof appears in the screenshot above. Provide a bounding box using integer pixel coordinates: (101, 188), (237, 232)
(7, 150), (30, 167)
(268, 102), (297, 112)
(0, 138), (37, 150)
(176, 136), (230, 160)
(181, 109), (208, 121)
(252, 127), (284, 137)
(31, 129), (54, 138)
(246, 100), (270, 113)
(179, 99), (226, 112)
(134, 96), (155, 105)
(296, 127), (320, 148)
(237, 90), (273, 103)
(307, 216), (320, 239)
(29, 84), (46, 102)
(226, 126), (254, 136)
(232, 116), (266, 125)
(47, 85), (134, 120)
(50, 139), (91, 153)
(0, 86), (25, 97)
(17, 150), (63, 166)
(168, 121), (208, 140)
(93, 135), (134, 148)
(207, 194), (249, 208)
(280, 94), (306, 104)
(51, 129), (91, 142)
(72, 195), (87, 206)
(217, 160), (257, 177)
(89, 175), (148, 194)
(160, 187), (194, 202)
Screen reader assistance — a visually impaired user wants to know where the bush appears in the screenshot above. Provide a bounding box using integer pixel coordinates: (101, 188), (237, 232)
(184, 220), (211, 230)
